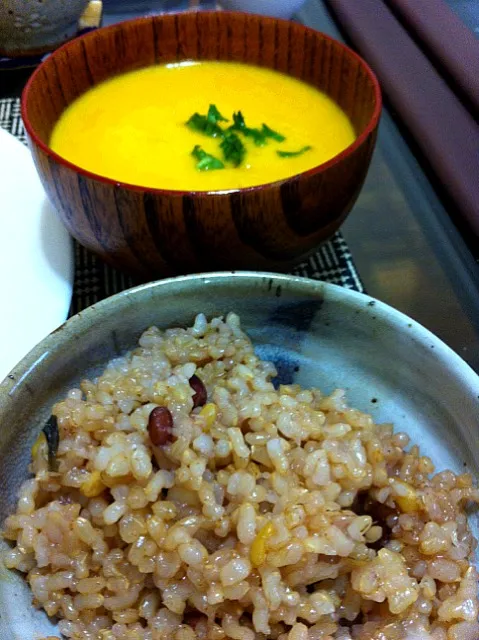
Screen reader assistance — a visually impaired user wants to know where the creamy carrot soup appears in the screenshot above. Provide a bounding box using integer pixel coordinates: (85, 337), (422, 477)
(50, 61), (356, 191)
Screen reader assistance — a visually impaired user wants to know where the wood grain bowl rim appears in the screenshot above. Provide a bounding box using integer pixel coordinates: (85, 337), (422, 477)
(21, 11), (382, 197)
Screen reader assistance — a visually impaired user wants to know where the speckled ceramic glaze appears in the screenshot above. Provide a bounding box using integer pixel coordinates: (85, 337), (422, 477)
(0, 0), (89, 57)
(0, 272), (478, 636)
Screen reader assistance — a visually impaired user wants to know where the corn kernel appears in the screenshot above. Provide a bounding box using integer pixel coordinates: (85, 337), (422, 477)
(81, 470), (106, 497)
(250, 521), (275, 567)
(345, 558), (369, 569)
(369, 444), (384, 463)
(101, 473), (134, 488)
(391, 479), (420, 513)
(200, 403), (217, 429)
(246, 462), (261, 479)
(31, 432), (47, 460)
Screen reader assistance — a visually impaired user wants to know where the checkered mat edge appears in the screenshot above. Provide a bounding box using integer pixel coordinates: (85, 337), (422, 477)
(0, 97), (364, 314)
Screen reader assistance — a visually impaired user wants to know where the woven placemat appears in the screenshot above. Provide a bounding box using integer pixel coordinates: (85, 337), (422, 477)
(0, 97), (364, 314)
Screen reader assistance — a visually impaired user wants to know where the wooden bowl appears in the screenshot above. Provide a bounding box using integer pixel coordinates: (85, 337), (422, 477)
(22, 12), (381, 278)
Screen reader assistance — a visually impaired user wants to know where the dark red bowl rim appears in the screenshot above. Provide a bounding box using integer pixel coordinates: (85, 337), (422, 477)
(21, 11), (382, 197)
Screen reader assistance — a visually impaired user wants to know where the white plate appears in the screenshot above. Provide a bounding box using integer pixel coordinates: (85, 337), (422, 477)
(0, 127), (74, 382)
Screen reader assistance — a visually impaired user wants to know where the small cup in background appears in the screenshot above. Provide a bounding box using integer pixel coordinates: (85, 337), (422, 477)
(0, 0), (90, 57)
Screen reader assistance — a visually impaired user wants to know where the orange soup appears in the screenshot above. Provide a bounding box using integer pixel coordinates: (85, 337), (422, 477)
(50, 61), (356, 191)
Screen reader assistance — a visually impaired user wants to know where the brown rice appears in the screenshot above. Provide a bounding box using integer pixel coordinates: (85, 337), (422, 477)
(3, 313), (479, 639)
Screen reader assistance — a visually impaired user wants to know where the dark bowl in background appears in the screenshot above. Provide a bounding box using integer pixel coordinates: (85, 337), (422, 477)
(21, 11), (381, 278)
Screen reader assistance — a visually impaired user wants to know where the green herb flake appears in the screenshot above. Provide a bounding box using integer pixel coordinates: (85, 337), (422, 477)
(261, 123), (286, 142)
(230, 111), (266, 146)
(277, 145), (312, 158)
(207, 104), (228, 124)
(186, 104), (228, 138)
(220, 131), (246, 167)
(191, 145), (225, 171)
(231, 111), (246, 131)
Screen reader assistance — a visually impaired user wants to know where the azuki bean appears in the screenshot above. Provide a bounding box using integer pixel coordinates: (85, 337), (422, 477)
(353, 491), (399, 550)
(189, 374), (207, 408)
(148, 407), (174, 446)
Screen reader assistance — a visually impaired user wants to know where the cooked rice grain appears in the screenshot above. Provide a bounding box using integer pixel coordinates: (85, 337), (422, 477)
(3, 313), (479, 640)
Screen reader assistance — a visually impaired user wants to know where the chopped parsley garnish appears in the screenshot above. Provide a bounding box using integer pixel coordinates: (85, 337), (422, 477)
(229, 111), (285, 147)
(220, 131), (246, 167)
(230, 111), (263, 145)
(261, 123), (286, 142)
(277, 145), (312, 158)
(186, 104), (229, 138)
(186, 105), (308, 171)
(208, 104), (228, 123)
(191, 145), (225, 171)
